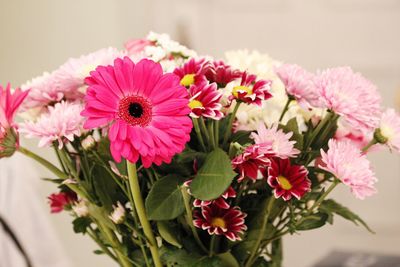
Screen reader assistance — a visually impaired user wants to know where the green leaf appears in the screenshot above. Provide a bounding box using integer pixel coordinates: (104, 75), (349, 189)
(93, 250), (104, 255)
(145, 175), (186, 220)
(161, 246), (221, 267)
(157, 221), (182, 248)
(217, 252), (240, 267)
(320, 199), (374, 233)
(190, 148), (236, 201)
(296, 213), (328, 231)
(72, 217), (91, 234)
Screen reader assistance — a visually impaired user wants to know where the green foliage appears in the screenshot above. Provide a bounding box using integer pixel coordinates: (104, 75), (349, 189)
(72, 217), (92, 234)
(320, 199), (374, 233)
(217, 251), (240, 267)
(145, 175), (186, 220)
(296, 213), (329, 231)
(157, 221), (183, 248)
(190, 148), (237, 201)
(161, 246), (222, 267)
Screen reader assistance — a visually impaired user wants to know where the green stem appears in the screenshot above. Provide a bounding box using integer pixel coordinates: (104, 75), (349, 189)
(208, 121), (216, 150)
(245, 197), (275, 267)
(87, 226), (118, 263)
(362, 139), (378, 153)
(208, 235), (219, 257)
(181, 186), (208, 253)
(307, 179), (340, 214)
(279, 98), (292, 122)
(199, 118), (210, 145)
(222, 102), (241, 147)
(18, 146), (67, 179)
(127, 162), (162, 267)
(214, 120), (220, 147)
(193, 118), (207, 152)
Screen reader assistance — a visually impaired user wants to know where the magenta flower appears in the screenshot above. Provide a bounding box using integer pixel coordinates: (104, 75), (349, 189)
(48, 191), (77, 213)
(267, 158), (311, 201)
(173, 58), (210, 87)
(205, 60), (242, 87)
(229, 72), (272, 106)
(193, 204), (247, 241)
(193, 186), (236, 209)
(81, 57), (192, 167)
(320, 139), (377, 199)
(377, 108), (400, 153)
(188, 82), (224, 120)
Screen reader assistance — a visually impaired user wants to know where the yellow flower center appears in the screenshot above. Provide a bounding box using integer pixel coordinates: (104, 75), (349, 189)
(211, 217), (226, 228)
(232, 85), (252, 98)
(277, 175), (292, 190)
(180, 74), (195, 87)
(188, 99), (203, 109)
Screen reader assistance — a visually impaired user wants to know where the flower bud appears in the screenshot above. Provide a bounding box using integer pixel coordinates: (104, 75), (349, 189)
(374, 128), (389, 144)
(0, 128), (19, 159)
(109, 202), (126, 224)
(72, 199), (89, 217)
(81, 135), (96, 150)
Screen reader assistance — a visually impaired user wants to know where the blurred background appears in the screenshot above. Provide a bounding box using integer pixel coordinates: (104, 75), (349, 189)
(0, 0), (399, 266)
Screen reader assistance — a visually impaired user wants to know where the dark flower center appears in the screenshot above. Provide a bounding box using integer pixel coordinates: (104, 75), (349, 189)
(118, 95), (152, 127)
(129, 103), (144, 118)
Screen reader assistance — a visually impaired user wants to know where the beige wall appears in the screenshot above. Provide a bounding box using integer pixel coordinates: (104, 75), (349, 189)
(1, 1), (399, 266)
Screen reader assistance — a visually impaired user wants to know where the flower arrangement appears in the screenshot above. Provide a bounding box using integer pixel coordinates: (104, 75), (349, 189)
(2, 32), (400, 267)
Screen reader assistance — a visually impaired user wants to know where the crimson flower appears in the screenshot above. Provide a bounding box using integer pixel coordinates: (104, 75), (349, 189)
(48, 192), (77, 213)
(230, 72), (272, 106)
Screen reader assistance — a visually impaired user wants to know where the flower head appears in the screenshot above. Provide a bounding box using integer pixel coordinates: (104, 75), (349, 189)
(109, 202), (126, 224)
(320, 139), (377, 199)
(205, 60), (242, 87)
(173, 58), (210, 87)
(193, 204), (247, 241)
(375, 108), (400, 153)
(188, 82), (224, 120)
(251, 123), (300, 159)
(125, 38), (154, 55)
(193, 186), (236, 209)
(232, 144), (271, 182)
(267, 158), (311, 201)
(81, 57), (192, 167)
(275, 64), (319, 107)
(314, 67), (381, 133)
(21, 101), (84, 149)
(229, 72), (272, 106)
(48, 191), (77, 213)
(72, 199), (89, 217)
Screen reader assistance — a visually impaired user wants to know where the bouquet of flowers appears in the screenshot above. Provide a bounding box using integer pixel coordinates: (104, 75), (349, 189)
(1, 32), (399, 267)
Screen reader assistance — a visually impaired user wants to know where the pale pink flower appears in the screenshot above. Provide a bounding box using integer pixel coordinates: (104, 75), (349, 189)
(251, 123), (300, 158)
(314, 67), (381, 133)
(320, 139), (377, 199)
(275, 64), (319, 107)
(124, 38), (154, 55)
(21, 101), (84, 148)
(378, 108), (400, 153)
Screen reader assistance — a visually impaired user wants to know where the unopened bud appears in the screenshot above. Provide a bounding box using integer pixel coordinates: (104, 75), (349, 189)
(109, 202), (126, 224)
(81, 135), (96, 150)
(374, 128), (388, 144)
(0, 128), (19, 158)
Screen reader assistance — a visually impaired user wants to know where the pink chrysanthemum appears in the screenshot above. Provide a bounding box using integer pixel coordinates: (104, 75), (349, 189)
(54, 47), (126, 94)
(125, 38), (154, 55)
(188, 82), (224, 120)
(81, 57), (192, 167)
(173, 58), (210, 87)
(21, 101), (84, 149)
(377, 108), (400, 153)
(229, 72), (272, 106)
(267, 158), (311, 201)
(334, 122), (371, 150)
(275, 64), (319, 107)
(193, 204), (247, 241)
(205, 60), (242, 87)
(251, 123), (300, 158)
(320, 139), (377, 199)
(232, 144), (271, 182)
(314, 67), (381, 133)
(193, 186), (236, 209)
(48, 191), (77, 213)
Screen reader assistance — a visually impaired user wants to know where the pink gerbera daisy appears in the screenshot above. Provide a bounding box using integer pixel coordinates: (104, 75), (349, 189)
(193, 204), (247, 241)
(376, 108), (400, 153)
(251, 123), (300, 158)
(21, 101), (84, 149)
(205, 60), (242, 87)
(173, 58), (210, 87)
(267, 158), (311, 201)
(231, 144), (271, 182)
(275, 64), (319, 107)
(81, 57), (192, 167)
(193, 186), (236, 209)
(320, 139), (377, 199)
(314, 67), (381, 133)
(188, 82), (224, 120)
(229, 72), (272, 106)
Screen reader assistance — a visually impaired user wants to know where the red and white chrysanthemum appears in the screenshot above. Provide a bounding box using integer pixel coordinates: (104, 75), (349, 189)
(193, 186), (236, 209)
(377, 108), (400, 153)
(188, 82), (224, 120)
(267, 158), (311, 201)
(232, 144), (271, 182)
(319, 139), (377, 199)
(229, 72), (272, 106)
(193, 204), (247, 241)
(173, 58), (210, 87)
(21, 101), (84, 149)
(314, 67), (381, 133)
(275, 64), (319, 108)
(48, 191), (77, 213)
(205, 60), (242, 87)
(251, 123), (300, 158)
(81, 57), (192, 167)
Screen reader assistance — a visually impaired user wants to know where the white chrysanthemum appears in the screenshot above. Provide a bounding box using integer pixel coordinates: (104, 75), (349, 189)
(145, 31), (197, 59)
(72, 199), (89, 217)
(20, 101), (84, 149)
(378, 108), (400, 153)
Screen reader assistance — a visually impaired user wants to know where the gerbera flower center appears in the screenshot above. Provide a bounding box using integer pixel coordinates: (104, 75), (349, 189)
(232, 85), (253, 98)
(180, 74), (195, 87)
(277, 175), (292, 190)
(211, 217), (227, 228)
(118, 95), (152, 127)
(188, 99), (203, 109)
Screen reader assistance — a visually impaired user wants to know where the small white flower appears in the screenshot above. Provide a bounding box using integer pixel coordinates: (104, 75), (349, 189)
(81, 135), (96, 150)
(109, 202), (126, 224)
(73, 199), (89, 217)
